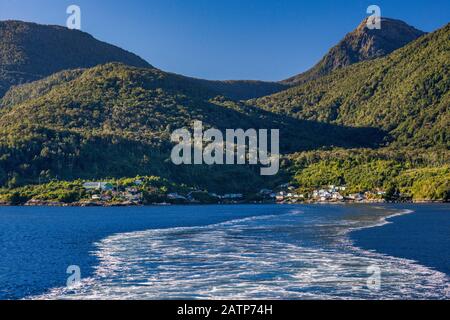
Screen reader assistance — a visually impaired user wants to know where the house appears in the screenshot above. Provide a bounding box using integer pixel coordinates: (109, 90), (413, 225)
(168, 193), (187, 201)
(319, 190), (331, 198)
(312, 189), (333, 200)
(349, 193), (365, 201)
(329, 185), (347, 192)
(332, 192), (344, 200)
(101, 195), (112, 201)
(125, 187), (139, 194)
(259, 189), (273, 195)
(222, 194), (243, 200)
(91, 194), (101, 200)
(83, 182), (114, 191)
(125, 192), (143, 202)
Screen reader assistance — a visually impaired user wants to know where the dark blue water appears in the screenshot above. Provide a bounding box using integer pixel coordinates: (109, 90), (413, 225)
(351, 204), (450, 276)
(0, 204), (448, 300)
(0, 205), (269, 300)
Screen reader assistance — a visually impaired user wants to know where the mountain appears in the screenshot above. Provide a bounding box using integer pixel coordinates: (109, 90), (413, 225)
(0, 20), (286, 100)
(0, 63), (382, 191)
(253, 22), (449, 149)
(0, 20), (153, 97)
(283, 18), (426, 84)
(0, 19), (447, 199)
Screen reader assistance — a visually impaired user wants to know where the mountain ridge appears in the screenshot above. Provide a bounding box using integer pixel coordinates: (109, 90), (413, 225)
(0, 20), (154, 97)
(0, 61), (386, 190)
(0, 20), (287, 100)
(0, 18), (447, 199)
(283, 17), (426, 84)
(253, 22), (449, 149)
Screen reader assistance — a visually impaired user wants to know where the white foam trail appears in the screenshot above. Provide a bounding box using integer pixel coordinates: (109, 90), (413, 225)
(34, 207), (449, 300)
(349, 209), (415, 232)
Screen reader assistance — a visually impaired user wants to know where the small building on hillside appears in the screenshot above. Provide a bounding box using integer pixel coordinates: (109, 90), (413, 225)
(222, 194), (243, 200)
(125, 187), (139, 194)
(91, 194), (101, 200)
(168, 193), (187, 201)
(348, 193), (365, 201)
(125, 192), (143, 202)
(83, 182), (114, 191)
(259, 189), (273, 195)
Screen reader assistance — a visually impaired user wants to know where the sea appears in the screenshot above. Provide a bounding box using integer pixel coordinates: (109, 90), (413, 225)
(0, 204), (448, 300)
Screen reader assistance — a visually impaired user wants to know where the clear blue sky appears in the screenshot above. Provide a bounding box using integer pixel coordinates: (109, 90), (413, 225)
(1, 0), (449, 81)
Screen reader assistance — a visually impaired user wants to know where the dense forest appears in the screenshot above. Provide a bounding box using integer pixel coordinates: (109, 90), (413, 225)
(253, 23), (449, 149)
(0, 19), (448, 202)
(0, 63), (385, 192)
(284, 148), (449, 201)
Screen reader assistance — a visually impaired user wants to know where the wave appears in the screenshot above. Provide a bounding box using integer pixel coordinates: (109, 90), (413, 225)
(34, 207), (449, 300)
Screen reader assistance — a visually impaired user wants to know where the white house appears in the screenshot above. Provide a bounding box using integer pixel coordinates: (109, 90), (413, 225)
(83, 182), (114, 191)
(222, 194), (243, 199)
(168, 193), (187, 200)
(349, 193), (365, 201)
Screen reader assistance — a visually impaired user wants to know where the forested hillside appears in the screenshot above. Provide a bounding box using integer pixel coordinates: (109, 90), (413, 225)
(254, 23), (449, 149)
(0, 19), (447, 200)
(0, 63), (382, 191)
(0, 20), (152, 97)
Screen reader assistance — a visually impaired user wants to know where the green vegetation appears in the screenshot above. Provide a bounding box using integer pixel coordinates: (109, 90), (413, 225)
(0, 20), (448, 204)
(0, 20), (152, 97)
(0, 176), (187, 205)
(0, 180), (85, 205)
(251, 23), (449, 202)
(287, 148), (449, 201)
(0, 63), (383, 192)
(254, 23), (449, 149)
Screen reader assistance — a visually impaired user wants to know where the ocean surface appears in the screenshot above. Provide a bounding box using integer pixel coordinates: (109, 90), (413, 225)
(0, 204), (448, 300)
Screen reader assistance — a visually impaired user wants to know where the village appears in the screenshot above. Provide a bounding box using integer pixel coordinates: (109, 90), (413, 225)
(271, 185), (388, 204)
(78, 180), (389, 206)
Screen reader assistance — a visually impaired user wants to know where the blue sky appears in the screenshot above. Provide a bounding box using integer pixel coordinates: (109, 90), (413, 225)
(1, 0), (449, 81)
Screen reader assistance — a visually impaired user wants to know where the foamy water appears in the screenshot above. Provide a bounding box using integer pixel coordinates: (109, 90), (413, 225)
(35, 207), (450, 300)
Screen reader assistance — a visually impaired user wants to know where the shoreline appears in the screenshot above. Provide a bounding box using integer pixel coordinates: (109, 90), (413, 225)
(0, 199), (446, 207)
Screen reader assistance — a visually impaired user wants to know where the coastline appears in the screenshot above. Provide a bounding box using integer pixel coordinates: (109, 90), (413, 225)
(0, 199), (446, 207)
